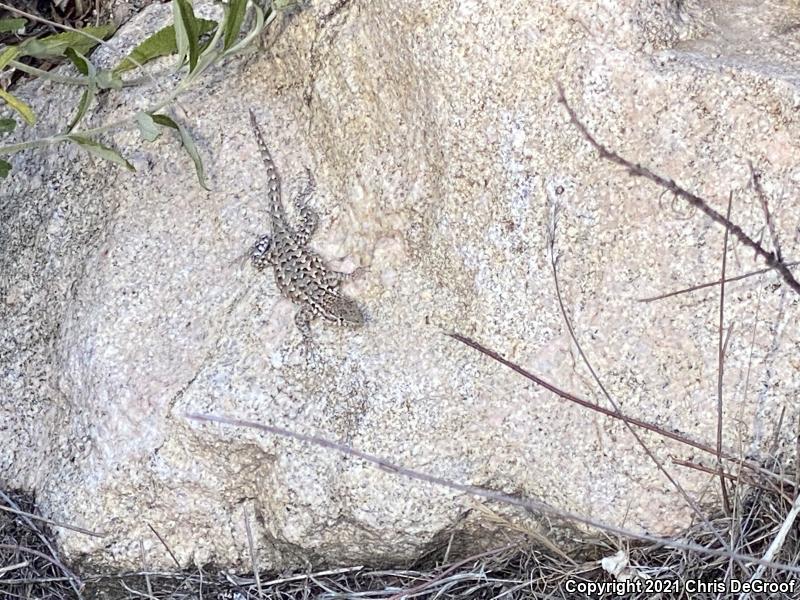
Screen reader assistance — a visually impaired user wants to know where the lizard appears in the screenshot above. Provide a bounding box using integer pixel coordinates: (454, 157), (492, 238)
(247, 109), (365, 339)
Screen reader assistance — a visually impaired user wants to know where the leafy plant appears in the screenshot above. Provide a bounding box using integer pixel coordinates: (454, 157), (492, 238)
(0, 0), (276, 186)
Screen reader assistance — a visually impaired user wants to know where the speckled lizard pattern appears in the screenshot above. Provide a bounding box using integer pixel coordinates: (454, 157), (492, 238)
(248, 110), (365, 338)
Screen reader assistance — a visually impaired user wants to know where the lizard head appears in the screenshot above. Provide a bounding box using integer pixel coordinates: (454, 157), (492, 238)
(249, 234), (272, 270)
(332, 296), (366, 328)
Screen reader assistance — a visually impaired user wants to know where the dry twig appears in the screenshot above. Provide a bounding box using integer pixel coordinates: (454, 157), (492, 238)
(555, 82), (800, 295)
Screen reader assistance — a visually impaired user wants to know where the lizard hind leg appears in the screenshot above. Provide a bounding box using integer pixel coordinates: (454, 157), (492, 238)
(294, 304), (316, 340)
(294, 304), (319, 363)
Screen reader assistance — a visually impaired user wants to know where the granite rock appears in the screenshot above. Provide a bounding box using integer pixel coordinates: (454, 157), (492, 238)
(1, 0), (799, 569)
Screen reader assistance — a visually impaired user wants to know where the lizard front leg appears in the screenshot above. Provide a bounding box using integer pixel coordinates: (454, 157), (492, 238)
(249, 234), (273, 271)
(324, 266), (367, 287)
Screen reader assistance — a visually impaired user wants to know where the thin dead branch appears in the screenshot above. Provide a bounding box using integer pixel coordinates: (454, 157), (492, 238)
(749, 161), (783, 263)
(545, 188), (741, 569)
(146, 522), (181, 570)
(446, 331), (754, 476)
(555, 82), (800, 296)
(184, 412), (800, 573)
(637, 261), (800, 303)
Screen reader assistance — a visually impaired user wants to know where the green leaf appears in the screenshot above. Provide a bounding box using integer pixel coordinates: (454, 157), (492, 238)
(0, 46), (19, 70)
(0, 88), (35, 125)
(0, 118), (16, 134)
(173, 0), (200, 72)
(223, 0), (247, 51)
(66, 89), (93, 133)
(224, 1), (265, 56)
(64, 47), (89, 75)
(18, 24), (116, 59)
(67, 135), (134, 171)
(135, 111), (160, 142)
(173, 2), (189, 68)
(96, 69), (123, 89)
(112, 19), (217, 74)
(64, 49), (97, 132)
(0, 158), (11, 178)
(0, 18), (26, 33)
(151, 113), (209, 190)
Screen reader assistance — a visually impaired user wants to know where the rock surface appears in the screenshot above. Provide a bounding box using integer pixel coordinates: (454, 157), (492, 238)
(2, 0), (800, 570)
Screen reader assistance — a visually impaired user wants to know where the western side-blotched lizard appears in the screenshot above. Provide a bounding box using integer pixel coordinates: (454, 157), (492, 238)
(247, 110), (365, 338)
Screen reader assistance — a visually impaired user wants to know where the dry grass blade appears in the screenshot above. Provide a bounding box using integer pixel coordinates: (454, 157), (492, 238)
(259, 566), (364, 587)
(636, 261), (800, 303)
(0, 560), (28, 575)
(243, 506), (263, 598)
(119, 577), (158, 599)
(545, 190), (741, 570)
(740, 493), (800, 600)
(796, 415), (800, 490)
(385, 544), (516, 600)
(670, 457), (785, 500)
(716, 191), (733, 515)
(35, 495), (795, 600)
(0, 490), (85, 599)
(140, 538), (154, 599)
(0, 504), (105, 537)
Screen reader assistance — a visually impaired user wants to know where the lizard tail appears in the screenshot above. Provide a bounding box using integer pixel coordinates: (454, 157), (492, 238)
(248, 109), (286, 224)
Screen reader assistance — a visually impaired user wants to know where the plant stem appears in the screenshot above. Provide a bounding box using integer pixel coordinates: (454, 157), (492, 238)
(9, 60), (88, 85)
(10, 59), (162, 89)
(0, 1), (268, 158)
